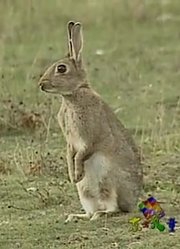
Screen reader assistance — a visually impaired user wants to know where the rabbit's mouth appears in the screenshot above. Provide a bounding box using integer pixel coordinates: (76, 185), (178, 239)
(43, 88), (57, 93)
(39, 80), (57, 93)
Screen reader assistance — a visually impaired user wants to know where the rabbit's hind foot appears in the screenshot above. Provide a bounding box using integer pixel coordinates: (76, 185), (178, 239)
(90, 210), (117, 220)
(64, 213), (91, 223)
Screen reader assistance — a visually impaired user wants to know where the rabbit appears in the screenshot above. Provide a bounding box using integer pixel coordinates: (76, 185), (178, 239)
(38, 21), (143, 222)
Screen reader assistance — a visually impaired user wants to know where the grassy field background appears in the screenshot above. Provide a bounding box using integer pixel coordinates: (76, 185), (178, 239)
(0, 0), (180, 248)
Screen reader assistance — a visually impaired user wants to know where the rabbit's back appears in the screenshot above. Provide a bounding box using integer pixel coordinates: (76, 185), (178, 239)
(100, 104), (143, 210)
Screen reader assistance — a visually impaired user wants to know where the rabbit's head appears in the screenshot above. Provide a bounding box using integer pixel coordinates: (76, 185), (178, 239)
(39, 21), (87, 95)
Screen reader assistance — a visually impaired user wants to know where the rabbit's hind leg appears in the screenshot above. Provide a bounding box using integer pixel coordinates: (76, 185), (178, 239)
(64, 196), (97, 223)
(64, 185), (99, 223)
(91, 188), (118, 220)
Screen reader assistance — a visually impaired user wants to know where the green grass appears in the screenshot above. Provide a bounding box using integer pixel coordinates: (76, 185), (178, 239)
(0, 0), (180, 248)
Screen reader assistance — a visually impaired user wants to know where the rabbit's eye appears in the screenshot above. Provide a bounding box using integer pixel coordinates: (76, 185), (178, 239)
(56, 64), (67, 73)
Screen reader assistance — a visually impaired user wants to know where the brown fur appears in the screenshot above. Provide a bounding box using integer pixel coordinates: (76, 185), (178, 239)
(38, 21), (143, 222)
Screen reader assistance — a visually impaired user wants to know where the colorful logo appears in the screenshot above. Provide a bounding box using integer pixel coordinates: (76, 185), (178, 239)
(129, 196), (177, 233)
(167, 217), (177, 233)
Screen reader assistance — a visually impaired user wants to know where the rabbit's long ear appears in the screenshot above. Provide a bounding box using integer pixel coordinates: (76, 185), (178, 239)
(67, 21), (75, 58)
(71, 22), (83, 63)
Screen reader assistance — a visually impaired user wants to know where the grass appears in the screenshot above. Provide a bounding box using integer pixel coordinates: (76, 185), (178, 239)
(0, 0), (180, 248)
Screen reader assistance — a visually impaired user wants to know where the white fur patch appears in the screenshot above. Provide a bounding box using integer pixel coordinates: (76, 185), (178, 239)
(68, 134), (85, 152)
(76, 152), (118, 215)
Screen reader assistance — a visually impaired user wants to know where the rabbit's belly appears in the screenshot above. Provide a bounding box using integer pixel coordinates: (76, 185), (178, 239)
(84, 152), (109, 181)
(76, 153), (118, 215)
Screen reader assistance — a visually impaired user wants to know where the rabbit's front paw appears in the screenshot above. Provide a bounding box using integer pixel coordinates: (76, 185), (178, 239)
(69, 175), (75, 184)
(74, 168), (85, 183)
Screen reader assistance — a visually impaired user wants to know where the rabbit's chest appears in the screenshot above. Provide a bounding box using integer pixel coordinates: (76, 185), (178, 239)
(66, 124), (85, 152)
(58, 107), (85, 151)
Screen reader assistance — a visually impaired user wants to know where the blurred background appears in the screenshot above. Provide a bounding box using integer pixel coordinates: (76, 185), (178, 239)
(0, 1), (180, 248)
(0, 0), (180, 146)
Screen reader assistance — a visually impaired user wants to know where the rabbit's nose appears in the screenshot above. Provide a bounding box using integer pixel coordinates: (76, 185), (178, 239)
(38, 81), (43, 88)
(39, 82), (45, 91)
(38, 80), (45, 90)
